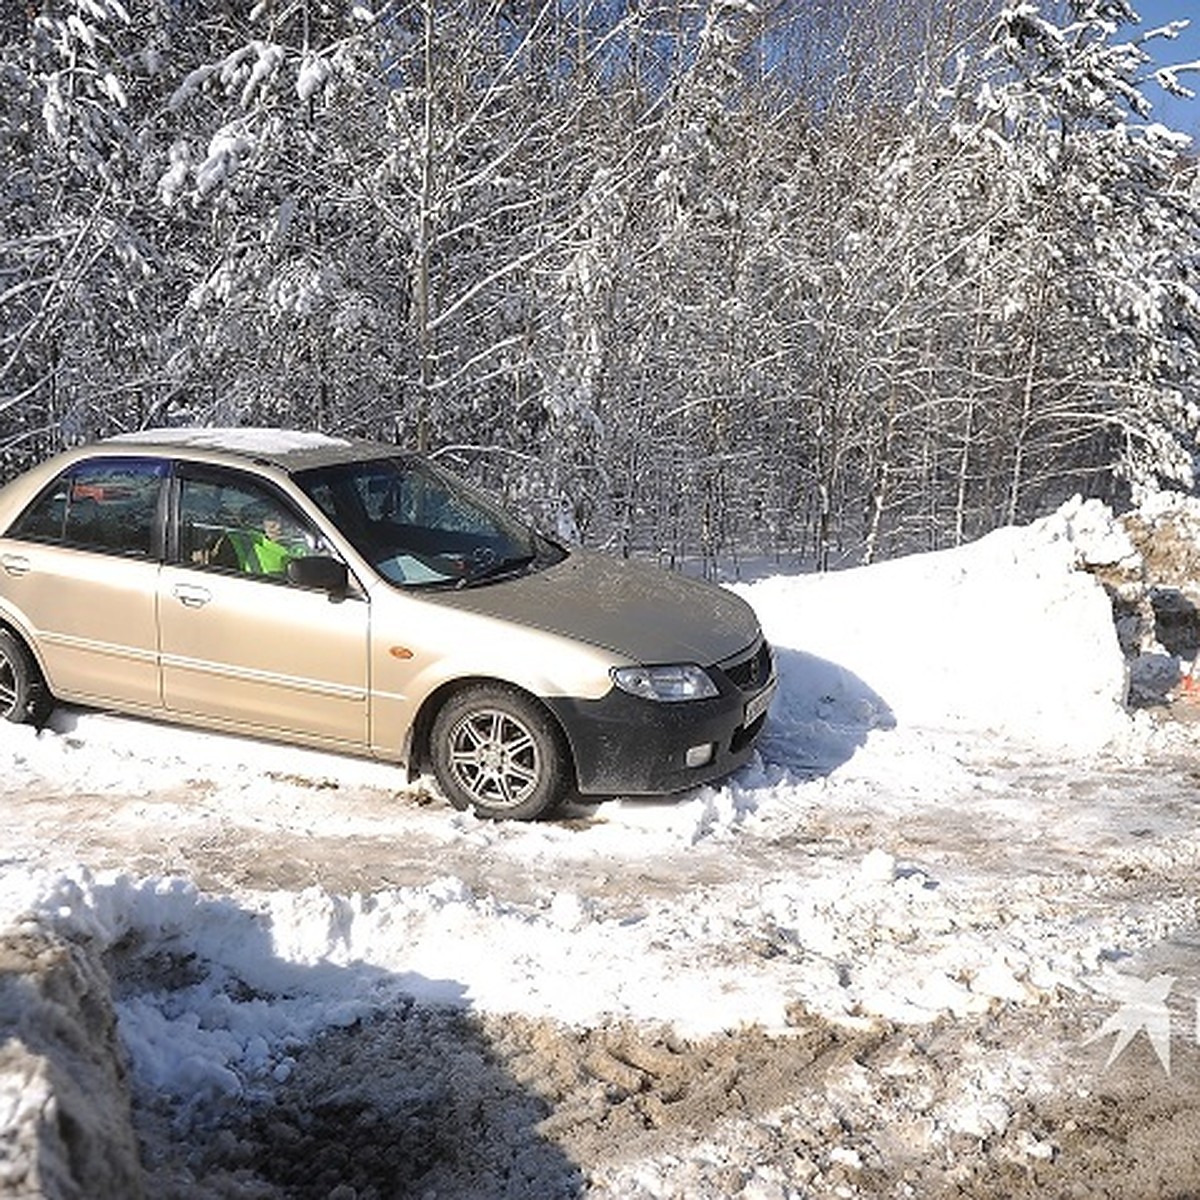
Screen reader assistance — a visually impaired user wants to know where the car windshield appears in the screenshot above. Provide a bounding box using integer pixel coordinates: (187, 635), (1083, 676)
(293, 454), (563, 588)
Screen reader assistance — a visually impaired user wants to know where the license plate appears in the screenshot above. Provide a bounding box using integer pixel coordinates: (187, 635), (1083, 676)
(745, 680), (776, 725)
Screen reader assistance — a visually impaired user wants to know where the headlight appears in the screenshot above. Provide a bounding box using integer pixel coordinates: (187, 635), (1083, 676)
(611, 664), (719, 702)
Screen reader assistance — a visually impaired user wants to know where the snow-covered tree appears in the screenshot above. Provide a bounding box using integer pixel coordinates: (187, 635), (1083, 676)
(4, 0), (1199, 573)
(1, 0), (150, 467)
(973, 0), (1200, 505)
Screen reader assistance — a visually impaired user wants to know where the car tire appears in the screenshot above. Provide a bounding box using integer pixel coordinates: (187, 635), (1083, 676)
(430, 684), (571, 821)
(0, 629), (51, 725)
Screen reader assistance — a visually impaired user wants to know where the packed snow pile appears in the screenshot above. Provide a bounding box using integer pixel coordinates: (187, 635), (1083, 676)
(0, 931), (143, 1199)
(740, 495), (1135, 762)
(5, 494), (1200, 1198)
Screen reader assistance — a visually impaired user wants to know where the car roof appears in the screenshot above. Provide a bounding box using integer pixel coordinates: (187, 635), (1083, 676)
(103, 427), (402, 473)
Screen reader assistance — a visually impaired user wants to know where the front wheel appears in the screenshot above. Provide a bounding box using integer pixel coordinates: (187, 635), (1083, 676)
(430, 684), (571, 821)
(0, 629), (51, 725)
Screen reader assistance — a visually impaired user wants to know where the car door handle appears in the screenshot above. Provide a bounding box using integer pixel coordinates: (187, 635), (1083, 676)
(1, 553), (30, 576)
(172, 583), (211, 608)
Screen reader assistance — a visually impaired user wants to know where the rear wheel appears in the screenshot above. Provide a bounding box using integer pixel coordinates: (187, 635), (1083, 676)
(0, 630), (51, 725)
(430, 684), (570, 821)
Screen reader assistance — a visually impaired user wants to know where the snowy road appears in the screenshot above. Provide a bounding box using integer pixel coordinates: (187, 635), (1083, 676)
(5, 703), (1200, 1198)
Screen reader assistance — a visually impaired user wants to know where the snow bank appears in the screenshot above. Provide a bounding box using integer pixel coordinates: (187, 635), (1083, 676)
(0, 840), (1103, 1148)
(0, 929), (142, 1198)
(739, 497), (1133, 758)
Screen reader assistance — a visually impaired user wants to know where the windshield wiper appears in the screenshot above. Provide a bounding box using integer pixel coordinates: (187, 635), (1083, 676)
(457, 552), (536, 588)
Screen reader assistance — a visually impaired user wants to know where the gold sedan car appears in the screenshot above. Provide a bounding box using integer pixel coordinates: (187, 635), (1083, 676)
(0, 429), (776, 820)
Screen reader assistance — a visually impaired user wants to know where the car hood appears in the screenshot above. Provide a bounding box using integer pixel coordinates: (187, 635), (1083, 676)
(435, 548), (761, 665)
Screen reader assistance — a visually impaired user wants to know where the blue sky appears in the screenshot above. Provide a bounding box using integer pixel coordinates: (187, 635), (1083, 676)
(1132, 0), (1200, 134)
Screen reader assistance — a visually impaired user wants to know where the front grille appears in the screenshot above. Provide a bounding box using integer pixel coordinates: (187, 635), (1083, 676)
(721, 638), (773, 692)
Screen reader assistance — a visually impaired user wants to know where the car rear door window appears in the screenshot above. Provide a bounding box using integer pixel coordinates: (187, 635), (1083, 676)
(10, 458), (168, 558)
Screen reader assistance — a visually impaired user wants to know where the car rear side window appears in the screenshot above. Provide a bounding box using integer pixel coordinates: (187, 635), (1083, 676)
(10, 457), (168, 558)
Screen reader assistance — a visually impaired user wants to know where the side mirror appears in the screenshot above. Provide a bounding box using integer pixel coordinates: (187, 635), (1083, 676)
(287, 555), (349, 595)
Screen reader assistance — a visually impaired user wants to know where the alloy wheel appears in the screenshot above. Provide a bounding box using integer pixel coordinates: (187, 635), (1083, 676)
(445, 706), (541, 809)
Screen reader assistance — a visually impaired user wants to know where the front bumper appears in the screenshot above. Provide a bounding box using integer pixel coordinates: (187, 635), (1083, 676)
(545, 641), (776, 796)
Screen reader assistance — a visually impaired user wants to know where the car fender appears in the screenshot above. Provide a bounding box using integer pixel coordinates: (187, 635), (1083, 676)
(365, 596), (621, 762)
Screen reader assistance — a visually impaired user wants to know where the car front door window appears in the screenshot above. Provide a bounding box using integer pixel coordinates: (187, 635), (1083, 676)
(177, 473), (322, 581)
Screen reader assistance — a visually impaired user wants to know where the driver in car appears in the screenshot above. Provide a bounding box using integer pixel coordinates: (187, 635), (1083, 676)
(251, 511), (300, 574)
(205, 505), (307, 576)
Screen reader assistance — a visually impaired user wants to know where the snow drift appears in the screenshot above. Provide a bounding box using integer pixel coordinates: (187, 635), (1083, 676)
(742, 496), (1134, 763)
